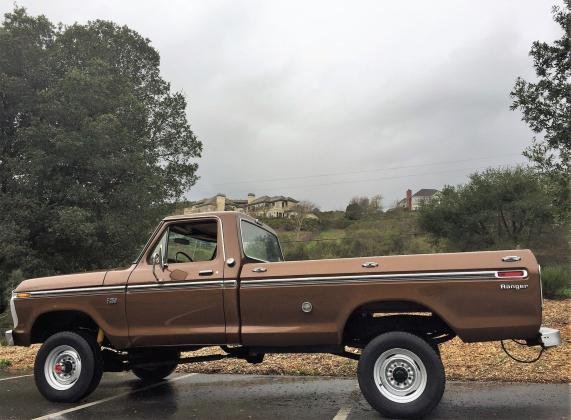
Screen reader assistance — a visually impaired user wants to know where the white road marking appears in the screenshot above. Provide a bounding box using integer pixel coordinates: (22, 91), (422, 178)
(33, 373), (198, 420)
(332, 405), (352, 420)
(333, 384), (359, 420)
(0, 374), (34, 381)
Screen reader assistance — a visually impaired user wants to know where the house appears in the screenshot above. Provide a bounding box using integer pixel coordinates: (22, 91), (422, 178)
(183, 193), (300, 218)
(247, 194), (299, 218)
(397, 188), (439, 211)
(183, 194), (247, 214)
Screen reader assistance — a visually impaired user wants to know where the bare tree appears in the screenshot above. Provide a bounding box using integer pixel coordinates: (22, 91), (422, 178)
(291, 201), (318, 240)
(345, 195), (383, 220)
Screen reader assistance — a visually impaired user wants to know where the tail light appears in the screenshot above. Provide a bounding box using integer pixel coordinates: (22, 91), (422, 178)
(496, 270), (527, 278)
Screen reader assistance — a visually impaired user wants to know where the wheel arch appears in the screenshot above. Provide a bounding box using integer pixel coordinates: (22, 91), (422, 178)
(30, 310), (101, 344)
(341, 299), (457, 347)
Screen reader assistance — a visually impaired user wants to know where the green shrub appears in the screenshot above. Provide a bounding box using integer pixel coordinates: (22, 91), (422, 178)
(0, 359), (11, 369)
(541, 265), (570, 299)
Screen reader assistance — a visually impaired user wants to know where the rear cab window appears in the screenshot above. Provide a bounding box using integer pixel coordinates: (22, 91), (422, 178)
(240, 220), (283, 263)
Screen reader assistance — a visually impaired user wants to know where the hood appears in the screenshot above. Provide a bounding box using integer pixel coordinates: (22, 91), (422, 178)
(14, 270), (108, 293)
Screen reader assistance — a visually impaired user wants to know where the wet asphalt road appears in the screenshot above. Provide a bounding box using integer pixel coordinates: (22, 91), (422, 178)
(0, 372), (569, 419)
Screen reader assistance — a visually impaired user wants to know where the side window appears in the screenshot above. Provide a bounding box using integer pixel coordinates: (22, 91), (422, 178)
(147, 220), (218, 264)
(166, 220), (218, 263)
(240, 220), (283, 262)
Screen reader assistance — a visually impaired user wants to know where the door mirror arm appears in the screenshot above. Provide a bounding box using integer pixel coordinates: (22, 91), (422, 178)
(152, 248), (166, 282)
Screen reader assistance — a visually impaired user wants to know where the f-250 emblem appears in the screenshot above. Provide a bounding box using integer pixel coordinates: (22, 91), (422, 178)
(105, 297), (118, 305)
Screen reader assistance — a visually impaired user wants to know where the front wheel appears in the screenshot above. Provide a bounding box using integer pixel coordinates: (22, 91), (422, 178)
(34, 331), (103, 403)
(357, 331), (445, 419)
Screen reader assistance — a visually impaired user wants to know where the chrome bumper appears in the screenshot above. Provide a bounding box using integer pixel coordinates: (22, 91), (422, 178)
(5, 330), (14, 346)
(539, 326), (561, 348)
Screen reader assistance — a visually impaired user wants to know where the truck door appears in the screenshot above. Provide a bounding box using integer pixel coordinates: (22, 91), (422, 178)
(126, 217), (226, 346)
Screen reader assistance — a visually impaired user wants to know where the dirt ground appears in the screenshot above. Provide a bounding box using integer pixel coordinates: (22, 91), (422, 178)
(1, 299), (569, 383)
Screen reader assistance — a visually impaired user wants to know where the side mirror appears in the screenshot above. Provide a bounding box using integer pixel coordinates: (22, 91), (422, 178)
(152, 248), (165, 282)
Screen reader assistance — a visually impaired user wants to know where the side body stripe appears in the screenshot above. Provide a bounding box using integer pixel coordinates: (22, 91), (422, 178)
(18, 270), (528, 296)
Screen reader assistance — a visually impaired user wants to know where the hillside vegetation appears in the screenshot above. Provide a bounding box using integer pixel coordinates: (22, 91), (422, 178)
(265, 208), (569, 299)
(261, 168), (570, 299)
(269, 209), (434, 261)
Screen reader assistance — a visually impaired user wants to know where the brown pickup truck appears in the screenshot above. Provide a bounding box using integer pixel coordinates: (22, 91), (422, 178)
(6, 211), (561, 418)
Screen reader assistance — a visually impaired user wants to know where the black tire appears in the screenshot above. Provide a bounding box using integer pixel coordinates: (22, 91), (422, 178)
(131, 350), (179, 382)
(357, 332), (445, 419)
(34, 331), (103, 403)
(80, 332), (104, 396)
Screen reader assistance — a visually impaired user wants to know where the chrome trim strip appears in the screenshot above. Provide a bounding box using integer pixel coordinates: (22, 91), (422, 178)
(9, 294), (18, 329)
(20, 279), (226, 297)
(223, 280), (237, 287)
(27, 285), (126, 296)
(241, 270), (528, 287)
(127, 280), (223, 291)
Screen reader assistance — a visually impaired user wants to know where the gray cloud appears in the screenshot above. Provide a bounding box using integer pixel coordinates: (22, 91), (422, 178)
(3, 0), (562, 209)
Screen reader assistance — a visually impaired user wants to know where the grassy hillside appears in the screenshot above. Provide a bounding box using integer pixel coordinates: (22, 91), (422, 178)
(262, 208), (439, 261)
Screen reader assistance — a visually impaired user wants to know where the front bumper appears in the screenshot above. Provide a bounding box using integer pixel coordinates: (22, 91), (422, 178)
(5, 330), (14, 346)
(538, 326), (561, 348)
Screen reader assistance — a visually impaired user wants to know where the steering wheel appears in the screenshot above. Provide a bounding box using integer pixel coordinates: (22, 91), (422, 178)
(175, 251), (193, 263)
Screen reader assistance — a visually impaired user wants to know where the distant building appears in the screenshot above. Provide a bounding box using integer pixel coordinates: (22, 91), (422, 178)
(397, 188), (439, 211)
(247, 195), (300, 218)
(183, 194), (247, 214)
(183, 193), (300, 218)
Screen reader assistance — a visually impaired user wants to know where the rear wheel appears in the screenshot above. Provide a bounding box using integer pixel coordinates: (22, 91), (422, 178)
(34, 331), (103, 403)
(131, 349), (180, 382)
(357, 331), (445, 419)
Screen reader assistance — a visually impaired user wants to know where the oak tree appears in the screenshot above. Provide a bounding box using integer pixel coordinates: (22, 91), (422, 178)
(0, 8), (202, 310)
(510, 1), (570, 222)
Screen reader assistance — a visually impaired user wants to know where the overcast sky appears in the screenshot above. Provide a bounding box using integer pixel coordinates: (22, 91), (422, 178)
(2, 1), (562, 209)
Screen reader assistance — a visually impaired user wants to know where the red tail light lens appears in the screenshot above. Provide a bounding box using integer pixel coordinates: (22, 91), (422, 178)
(497, 270), (526, 278)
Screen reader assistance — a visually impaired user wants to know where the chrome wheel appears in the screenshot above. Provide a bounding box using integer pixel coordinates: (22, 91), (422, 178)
(44, 345), (82, 390)
(373, 347), (427, 403)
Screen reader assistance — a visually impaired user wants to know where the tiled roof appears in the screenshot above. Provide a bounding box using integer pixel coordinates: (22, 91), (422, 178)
(249, 195), (299, 205)
(192, 196), (217, 206)
(191, 194), (299, 208)
(413, 189), (439, 197)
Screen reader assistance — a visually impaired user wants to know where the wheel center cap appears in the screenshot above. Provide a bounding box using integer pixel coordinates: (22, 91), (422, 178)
(54, 361), (73, 375)
(54, 363), (64, 374)
(392, 367), (408, 383)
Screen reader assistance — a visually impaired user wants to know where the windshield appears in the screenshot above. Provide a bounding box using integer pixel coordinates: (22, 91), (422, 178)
(240, 220), (283, 262)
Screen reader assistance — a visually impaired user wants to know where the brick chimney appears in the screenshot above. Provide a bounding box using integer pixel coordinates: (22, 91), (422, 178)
(406, 189), (412, 211)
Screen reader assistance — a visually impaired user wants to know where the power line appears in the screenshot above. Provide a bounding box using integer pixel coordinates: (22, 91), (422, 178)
(211, 153), (522, 187)
(225, 163), (521, 194)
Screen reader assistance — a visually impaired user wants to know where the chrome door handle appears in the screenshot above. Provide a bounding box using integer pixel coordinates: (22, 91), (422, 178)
(198, 269), (213, 276)
(252, 267), (267, 273)
(362, 262), (378, 268)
